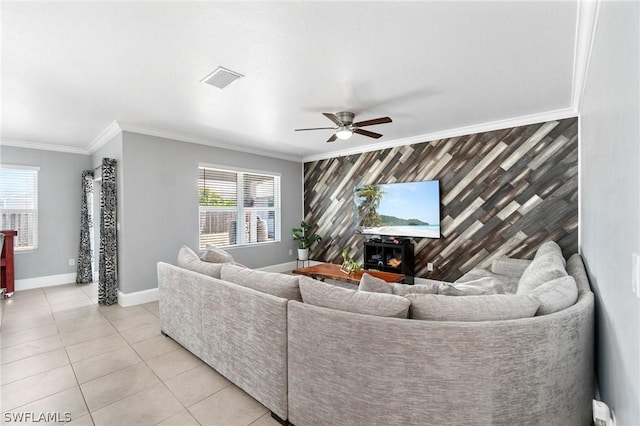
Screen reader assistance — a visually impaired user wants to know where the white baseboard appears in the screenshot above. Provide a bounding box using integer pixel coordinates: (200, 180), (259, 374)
(256, 260), (297, 273)
(15, 273), (77, 292)
(256, 260), (323, 273)
(117, 287), (159, 308)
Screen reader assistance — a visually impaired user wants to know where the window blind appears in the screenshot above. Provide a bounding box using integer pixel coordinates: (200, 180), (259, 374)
(198, 165), (280, 249)
(0, 165), (39, 251)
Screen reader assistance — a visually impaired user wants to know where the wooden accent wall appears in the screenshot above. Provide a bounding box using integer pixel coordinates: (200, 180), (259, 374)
(303, 118), (578, 281)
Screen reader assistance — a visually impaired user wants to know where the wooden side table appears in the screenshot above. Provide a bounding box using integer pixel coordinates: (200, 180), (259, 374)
(1, 230), (17, 298)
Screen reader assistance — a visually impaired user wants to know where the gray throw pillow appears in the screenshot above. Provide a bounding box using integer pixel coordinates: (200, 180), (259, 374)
(455, 268), (519, 293)
(405, 294), (539, 321)
(535, 240), (566, 266)
(438, 277), (506, 296)
(358, 273), (393, 294)
(299, 277), (410, 318)
(200, 244), (234, 263)
(220, 263), (302, 301)
(391, 282), (440, 296)
(517, 252), (568, 295)
(529, 276), (578, 315)
(178, 245), (222, 279)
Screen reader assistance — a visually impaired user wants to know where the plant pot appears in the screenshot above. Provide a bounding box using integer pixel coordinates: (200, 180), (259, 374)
(297, 248), (309, 261)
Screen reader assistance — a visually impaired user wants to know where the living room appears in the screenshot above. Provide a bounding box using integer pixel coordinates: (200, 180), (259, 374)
(1, 1), (638, 425)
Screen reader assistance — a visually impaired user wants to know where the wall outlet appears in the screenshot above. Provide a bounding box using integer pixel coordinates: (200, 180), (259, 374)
(68, 258), (75, 266)
(593, 400), (616, 426)
(427, 262), (434, 271)
(288, 249), (293, 256)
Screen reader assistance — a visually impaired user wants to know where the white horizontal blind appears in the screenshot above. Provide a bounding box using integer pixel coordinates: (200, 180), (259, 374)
(0, 165), (39, 251)
(198, 166), (280, 249)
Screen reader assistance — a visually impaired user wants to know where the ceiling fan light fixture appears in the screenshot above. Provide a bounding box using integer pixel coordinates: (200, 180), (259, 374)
(336, 126), (353, 140)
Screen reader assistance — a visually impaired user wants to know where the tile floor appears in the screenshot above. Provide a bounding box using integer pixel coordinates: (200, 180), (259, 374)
(0, 283), (281, 426)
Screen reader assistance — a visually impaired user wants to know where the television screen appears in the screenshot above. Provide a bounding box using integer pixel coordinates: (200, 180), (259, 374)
(354, 180), (440, 238)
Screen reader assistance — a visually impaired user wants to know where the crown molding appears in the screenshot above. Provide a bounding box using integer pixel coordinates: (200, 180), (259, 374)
(0, 138), (89, 155)
(86, 121), (123, 154)
(302, 108), (578, 163)
(115, 123), (303, 163)
(571, 0), (600, 113)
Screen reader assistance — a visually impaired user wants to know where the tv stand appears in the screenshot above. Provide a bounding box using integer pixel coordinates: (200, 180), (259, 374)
(363, 240), (414, 284)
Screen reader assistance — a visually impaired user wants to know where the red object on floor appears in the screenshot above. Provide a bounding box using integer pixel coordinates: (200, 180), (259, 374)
(1, 230), (17, 298)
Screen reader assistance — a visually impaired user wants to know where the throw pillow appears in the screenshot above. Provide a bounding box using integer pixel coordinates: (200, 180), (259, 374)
(438, 277), (506, 296)
(405, 294), (539, 321)
(535, 240), (566, 266)
(220, 263), (302, 301)
(299, 277), (410, 318)
(455, 268), (519, 293)
(200, 244), (234, 263)
(358, 273), (393, 294)
(528, 275), (578, 315)
(391, 282), (440, 296)
(517, 251), (568, 295)
(177, 245), (222, 279)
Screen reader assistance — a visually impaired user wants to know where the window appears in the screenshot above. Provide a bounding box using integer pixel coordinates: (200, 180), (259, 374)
(198, 165), (281, 250)
(0, 165), (39, 251)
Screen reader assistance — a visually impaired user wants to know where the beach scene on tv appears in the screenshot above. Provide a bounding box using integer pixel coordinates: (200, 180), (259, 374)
(355, 180), (441, 239)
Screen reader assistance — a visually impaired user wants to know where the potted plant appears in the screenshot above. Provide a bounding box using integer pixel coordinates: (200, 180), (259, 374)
(292, 221), (322, 261)
(340, 249), (363, 274)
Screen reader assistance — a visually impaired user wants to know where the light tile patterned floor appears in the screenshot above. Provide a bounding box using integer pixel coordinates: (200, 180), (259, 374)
(0, 283), (281, 426)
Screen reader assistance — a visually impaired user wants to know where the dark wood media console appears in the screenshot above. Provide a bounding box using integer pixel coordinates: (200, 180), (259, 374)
(363, 240), (414, 284)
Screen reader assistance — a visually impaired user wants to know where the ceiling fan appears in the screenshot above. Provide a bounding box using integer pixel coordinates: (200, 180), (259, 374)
(295, 111), (392, 142)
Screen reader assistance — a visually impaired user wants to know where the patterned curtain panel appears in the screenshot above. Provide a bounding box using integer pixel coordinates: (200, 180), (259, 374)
(99, 158), (118, 305)
(76, 170), (94, 284)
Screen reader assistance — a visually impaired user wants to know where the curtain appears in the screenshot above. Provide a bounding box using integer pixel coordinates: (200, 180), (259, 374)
(99, 158), (118, 305)
(76, 170), (94, 283)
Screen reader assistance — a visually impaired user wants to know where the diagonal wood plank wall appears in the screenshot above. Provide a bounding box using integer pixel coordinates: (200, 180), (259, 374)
(303, 118), (578, 281)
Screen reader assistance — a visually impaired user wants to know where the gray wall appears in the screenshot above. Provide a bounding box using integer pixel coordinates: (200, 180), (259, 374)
(117, 131), (303, 294)
(0, 145), (91, 280)
(580, 2), (640, 424)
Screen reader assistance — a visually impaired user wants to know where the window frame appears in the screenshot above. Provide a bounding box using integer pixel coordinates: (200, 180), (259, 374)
(198, 163), (281, 250)
(0, 164), (39, 252)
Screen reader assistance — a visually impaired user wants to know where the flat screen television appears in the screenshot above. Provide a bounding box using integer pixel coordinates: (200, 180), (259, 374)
(354, 180), (440, 239)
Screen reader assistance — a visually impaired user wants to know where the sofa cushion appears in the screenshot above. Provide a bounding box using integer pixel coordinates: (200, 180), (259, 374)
(391, 282), (440, 296)
(220, 263), (302, 301)
(517, 251), (567, 295)
(358, 273), (393, 294)
(178, 245), (222, 279)
(200, 244), (234, 263)
(438, 277), (506, 296)
(455, 268), (519, 293)
(529, 276), (578, 315)
(405, 293), (539, 321)
(300, 277), (410, 318)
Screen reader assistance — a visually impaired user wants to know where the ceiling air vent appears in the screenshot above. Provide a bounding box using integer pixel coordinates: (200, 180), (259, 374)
(201, 66), (244, 89)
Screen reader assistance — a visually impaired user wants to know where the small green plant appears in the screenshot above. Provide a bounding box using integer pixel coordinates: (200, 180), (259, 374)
(292, 221), (322, 249)
(341, 249), (363, 274)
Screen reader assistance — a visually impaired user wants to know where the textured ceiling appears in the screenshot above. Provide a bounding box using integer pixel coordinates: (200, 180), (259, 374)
(1, 1), (581, 161)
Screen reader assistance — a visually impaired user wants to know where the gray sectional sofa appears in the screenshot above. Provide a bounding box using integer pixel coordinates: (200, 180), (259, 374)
(158, 243), (594, 426)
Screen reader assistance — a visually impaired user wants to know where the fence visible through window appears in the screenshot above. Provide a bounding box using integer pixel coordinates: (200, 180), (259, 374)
(0, 165), (39, 251)
(198, 165), (280, 250)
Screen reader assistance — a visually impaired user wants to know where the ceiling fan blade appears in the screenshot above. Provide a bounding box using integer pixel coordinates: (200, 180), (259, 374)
(327, 134), (338, 143)
(294, 127), (336, 131)
(323, 112), (344, 126)
(353, 116), (392, 127)
(354, 128), (383, 139)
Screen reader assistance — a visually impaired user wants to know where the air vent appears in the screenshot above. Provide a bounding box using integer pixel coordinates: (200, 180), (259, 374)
(201, 66), (244, 89)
